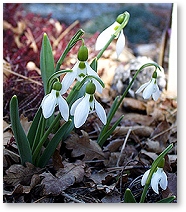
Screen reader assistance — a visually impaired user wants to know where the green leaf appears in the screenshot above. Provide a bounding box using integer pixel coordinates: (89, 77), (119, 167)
(90, 57), (98, 72)
(37, 120), (72, 168)
(97, 115), (124, 147)
(10, 95), (32, 165)
(27, 107), (42, 148)
(157, 196), (176, 203)
(124, 188), (137, 203)
(40, 33), (55, 94)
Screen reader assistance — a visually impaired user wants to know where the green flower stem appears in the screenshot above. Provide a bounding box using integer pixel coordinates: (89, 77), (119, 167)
(139, 143), (173, 203)
(32, 113), (61, 164)
(54, 29), (84, 73)
(97, 63), (161, 146)
(31, 115), (46, 153)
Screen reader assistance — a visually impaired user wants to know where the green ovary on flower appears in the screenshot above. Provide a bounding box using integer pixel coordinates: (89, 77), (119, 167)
(77, 45), (88, 61)
(53, 81), (62, 91)
(85, 82), (96, 95)
(116, 13), (125, 24)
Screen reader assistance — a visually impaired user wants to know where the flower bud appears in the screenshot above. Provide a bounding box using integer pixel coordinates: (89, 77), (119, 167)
(116, 13), (125, 24)
(86, 81), (96, 94)
(78, 45), (88, 61)
(53, 81), (62, 91)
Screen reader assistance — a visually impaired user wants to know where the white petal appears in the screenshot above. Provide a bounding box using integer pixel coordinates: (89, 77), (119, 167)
(143, 80), (154, 99)
(151, 171), (161, 194)
(141, 169), (150, 186)
(61, 71), (76, 94)
(116, 31), (125, 58)
(135, 81), (150, 94)
(152, 84), (161, 101)
(74, 94), (90, 128)
(159, 171), (168, 190)
(95, 22), (119, 50)
(85, 62), (103, 93)
(95, 99), (107, 125)
(57, 96), (69, 121)
(41, 90), (57, 119)
(93, 79), (103, 93)
(70, 96), (84, 115)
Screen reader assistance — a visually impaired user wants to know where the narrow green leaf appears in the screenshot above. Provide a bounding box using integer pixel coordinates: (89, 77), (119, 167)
(90, 57), (98, 72)
(97, 115), (124, 147)
(157, 196), (176, 203)
(37, 120), (72, 168)
(40, 33), (55, 94)
(10, 95), (32, 165)
(27, 107), (42, 148)
(124, 188), (137, 203)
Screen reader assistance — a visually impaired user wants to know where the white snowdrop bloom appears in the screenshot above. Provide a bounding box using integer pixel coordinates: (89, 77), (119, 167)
(95, 20), (125, 58)
(141, 167), (168, 194)
(135, 77), (161, 101)
(70, 82), (107, 128)
(41, 82), (69, 121)
(61, 61), (103, 94)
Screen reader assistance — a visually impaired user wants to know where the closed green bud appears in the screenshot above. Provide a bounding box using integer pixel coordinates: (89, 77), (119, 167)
(86, 81), (96, 94)
(116, 13), (125, 24)
(53, 81), (62, 91)
(78, 45), (88, 61)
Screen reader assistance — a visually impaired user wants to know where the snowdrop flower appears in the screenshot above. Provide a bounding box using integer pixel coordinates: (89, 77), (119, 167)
(141, 167), (168, 194)
(135, 71), (161, 101)
(70, 81), (107, 128)
(61, 45), (103, 94)
(95, 13), (125, 58)
(41, 81), (69, 121)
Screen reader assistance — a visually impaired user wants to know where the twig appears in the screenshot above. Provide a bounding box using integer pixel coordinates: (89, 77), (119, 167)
(61, 191), (85, 203)
(3, 66), (42, 86)
(53, 20), (79, 48)
(117, 128), (132, 167)
(150, 125), (177, 140)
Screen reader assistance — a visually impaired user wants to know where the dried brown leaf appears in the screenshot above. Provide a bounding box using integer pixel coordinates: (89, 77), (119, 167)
(90, 170), (114, 185)
(41, 161), (85, 196)
(123, 97), (146, 112)
(113, 125), (153, 137)
(65, 131), (106, 161)
(4, 162), (42, 186)
(3, 147), (20, 168)
(146, 120), (171, 153)
(20, 114), (32, 135)
(123, 113), (154, 126)
(101, 192), (121, 203)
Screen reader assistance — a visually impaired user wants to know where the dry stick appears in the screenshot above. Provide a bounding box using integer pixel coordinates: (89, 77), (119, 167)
(4, 67), (42, 86)
(61, 191), (85, 203)
(53, 20), (80, 48)
(150, 125), (177, 140)
(117, 128), (132, 167)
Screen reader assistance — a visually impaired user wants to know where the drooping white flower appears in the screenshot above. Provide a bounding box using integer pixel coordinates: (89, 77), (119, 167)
(70, 82), (106, 128)
(95, 21), (125, 58)
(61, 61), (103, 94)
(141, 167), (168, 194)
(135, 77), (161, 101)
(41, 82), (69, 121)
